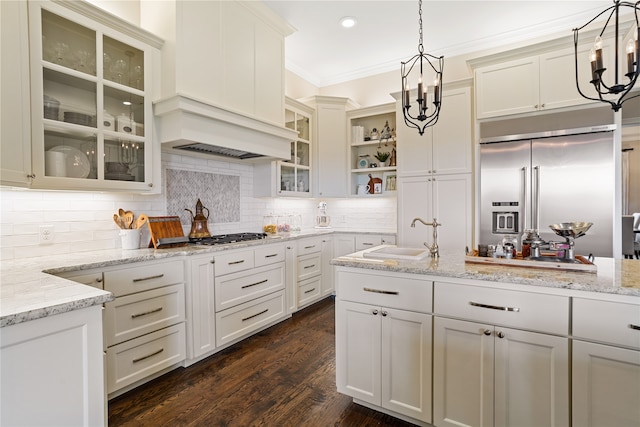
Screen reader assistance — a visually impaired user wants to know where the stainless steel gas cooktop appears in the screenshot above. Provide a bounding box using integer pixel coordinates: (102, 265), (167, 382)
(189, 232), (267, 246)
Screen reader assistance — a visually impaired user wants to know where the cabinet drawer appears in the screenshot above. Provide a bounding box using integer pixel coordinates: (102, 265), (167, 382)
(104, 260), (184, 297)
(254, 243), (285, 267)
(573, 298), (640, 349)
(298, 276), (322, 307)
(355, 235), (382, 251)
(297, 237), (322, 256)
(106, 323), (186, 394)
(336, 270), (433, 314)
(60, 270), (104, 289)
(297, 253), (321, 281)
(215, 290), (286, 347)
(434, 282), (569, 335)
(215, 263), (285, 312)
(214, 249), (255, 276)
(104, 284), (185, 347)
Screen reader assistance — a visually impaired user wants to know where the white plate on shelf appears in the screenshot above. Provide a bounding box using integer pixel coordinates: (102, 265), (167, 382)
(48, 146), (91, 179)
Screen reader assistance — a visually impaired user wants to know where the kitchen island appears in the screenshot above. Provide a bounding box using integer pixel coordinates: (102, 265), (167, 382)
(332, 247), (639, 427)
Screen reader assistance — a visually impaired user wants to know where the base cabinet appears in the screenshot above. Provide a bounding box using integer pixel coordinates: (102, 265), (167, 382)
(433, 317), (569, 427)
(1, 306), (105, 426)
(572, 340), (640, 427)
(336, 300), (432, 423)
(186, 254), (216, 359)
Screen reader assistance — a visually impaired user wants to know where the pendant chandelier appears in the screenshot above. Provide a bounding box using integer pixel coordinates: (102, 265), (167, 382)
(573, 0), (639, 112)
(401, 0), (444, 136)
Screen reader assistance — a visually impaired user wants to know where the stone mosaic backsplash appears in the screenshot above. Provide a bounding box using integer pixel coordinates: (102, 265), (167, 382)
(166, 169), (240, 226)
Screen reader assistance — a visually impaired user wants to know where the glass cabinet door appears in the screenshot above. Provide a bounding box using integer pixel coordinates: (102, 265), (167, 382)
(31, 2), (152, 190)
(281, 107), (311, 196)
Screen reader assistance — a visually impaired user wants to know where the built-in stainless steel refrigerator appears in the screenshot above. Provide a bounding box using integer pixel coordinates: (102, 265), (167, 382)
(479, 125), (615, 257)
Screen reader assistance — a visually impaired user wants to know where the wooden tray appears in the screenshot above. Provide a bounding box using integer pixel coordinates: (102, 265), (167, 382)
(146, 216), (189, 249)
(465, 251), (597, 273)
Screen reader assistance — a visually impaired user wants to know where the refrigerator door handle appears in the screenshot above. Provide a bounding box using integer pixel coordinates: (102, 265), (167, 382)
(521, 167), (527, 233)
(533, 165), (540, 231)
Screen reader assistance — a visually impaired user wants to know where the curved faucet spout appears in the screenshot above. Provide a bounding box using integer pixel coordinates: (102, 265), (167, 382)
(409, 217), (442, 258)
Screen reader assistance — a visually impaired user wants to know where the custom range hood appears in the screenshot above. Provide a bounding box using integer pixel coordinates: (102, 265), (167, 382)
(154, 94), (297, 161)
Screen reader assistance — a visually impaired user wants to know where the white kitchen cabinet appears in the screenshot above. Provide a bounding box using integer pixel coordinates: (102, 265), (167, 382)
(572, 297), (640, 426)
(303, 96), (355, 197)
(335, 269), (433, 423)
(396, 84), (472, 177)
(321, 236), (335, 296)
(347, 103), (397, 197)
(254, 98), (313, 197)
(285, 243), (297, 314)
(337, 301), (432, 423)
(103, 259), (186, 395)
(397, 173), (472, 251)
(433, 282), (570, 427)
(1, 306), (106, 426)
(354, 234), (396, 250)
(334, 233), (356, 257)
(474, 38), (614, 119)
(572, 341), (640, 427)
(433, 317), (569, 427)
(186, 254), (216, 360)
(0, 0), (32, 187)
(296, 237), (324, 308)
(26, 0), (162, 192)
(213, 244), (287, 347)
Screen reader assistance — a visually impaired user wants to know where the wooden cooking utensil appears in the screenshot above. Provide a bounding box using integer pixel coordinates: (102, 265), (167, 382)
(122, 211), (135, 229)
(134, 213), (148, 230)
(113, 214), (123, 229)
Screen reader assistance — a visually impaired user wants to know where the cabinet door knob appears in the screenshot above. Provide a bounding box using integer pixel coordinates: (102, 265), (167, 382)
(372, 309), (379, 315)
(381, 311), (388, 317)
(483, 329), (492, 336)
(27, 173), (36, 179)
(496, 331), (505, 339)
(534, 104), (539, 109)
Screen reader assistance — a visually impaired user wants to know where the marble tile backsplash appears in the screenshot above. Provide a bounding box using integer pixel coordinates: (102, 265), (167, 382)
(0, 153), (396, 261)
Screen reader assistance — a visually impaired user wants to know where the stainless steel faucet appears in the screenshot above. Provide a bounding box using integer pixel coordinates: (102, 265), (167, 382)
(410, 217), (442, 258)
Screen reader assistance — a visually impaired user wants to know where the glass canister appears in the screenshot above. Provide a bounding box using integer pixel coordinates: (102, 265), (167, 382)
(290, 214), (302, 233)
(263, 214), (277, 235)
(277, 215), (290, 236)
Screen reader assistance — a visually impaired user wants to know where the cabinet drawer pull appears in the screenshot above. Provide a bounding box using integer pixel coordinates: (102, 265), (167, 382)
(132, 348), (164, 363)
(629, 324), (640, 331)
(362, 242), (374, 246)
(304, 245), (316, 249)
(242, 309), (268, 322)
(133, 274), (164, 283)
(264, 253), (278, 258)
(304, 288), (316, 294)
(228, 260), (245, 265)
(241, 279), (268, 289)
(131, 307), (163, 318)
(303, 264), (316, 269)
(363, 287), (399, 295)
(469, 301), (520, 312)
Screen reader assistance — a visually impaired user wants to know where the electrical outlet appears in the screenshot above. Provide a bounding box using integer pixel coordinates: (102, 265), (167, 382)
(39, 225), (54, 244)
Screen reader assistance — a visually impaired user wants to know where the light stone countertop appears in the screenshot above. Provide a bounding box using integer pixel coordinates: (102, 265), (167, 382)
(331, 248), (640, 298)
(0, 229), (394, 327)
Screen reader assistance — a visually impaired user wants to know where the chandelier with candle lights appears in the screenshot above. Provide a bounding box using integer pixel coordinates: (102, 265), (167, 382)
(573, 0), (639, 111)
(401, 0), (444, 135)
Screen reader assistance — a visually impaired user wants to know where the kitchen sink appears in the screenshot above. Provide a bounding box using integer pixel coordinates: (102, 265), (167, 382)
(363, 246), (430, 261)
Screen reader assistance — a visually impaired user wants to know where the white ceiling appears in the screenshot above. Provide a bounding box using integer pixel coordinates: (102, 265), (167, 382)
(262, 1), (619, 87)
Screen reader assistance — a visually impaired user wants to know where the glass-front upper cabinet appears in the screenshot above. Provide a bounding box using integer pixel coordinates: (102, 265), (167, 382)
(280, 102), (312, 196)
(28, 1), (162, 191)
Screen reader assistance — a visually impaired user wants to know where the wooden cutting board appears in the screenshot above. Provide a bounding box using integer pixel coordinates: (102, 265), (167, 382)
(146, 216), (189, 249)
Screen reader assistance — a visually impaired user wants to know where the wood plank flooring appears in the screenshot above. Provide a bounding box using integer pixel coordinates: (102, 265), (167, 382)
(108, 296), (415, 427)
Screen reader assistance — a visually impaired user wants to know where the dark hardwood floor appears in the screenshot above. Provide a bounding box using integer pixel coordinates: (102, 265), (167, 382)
(108, 296), (415, 427)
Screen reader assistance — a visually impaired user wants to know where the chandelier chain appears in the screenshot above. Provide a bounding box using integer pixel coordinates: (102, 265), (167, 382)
(418, 0), (424, 54)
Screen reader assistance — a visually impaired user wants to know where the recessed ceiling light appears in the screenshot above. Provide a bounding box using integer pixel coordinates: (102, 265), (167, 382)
(339, 16), (357, 29)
